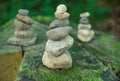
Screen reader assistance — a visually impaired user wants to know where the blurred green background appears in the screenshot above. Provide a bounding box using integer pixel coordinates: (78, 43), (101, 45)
(0, 0), (117, 25)
(0, 0), (120, 37)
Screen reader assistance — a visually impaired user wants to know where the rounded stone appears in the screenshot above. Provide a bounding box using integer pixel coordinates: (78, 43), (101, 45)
(45, 35), (74, 56)
(78, 24), (91, 30)
(15, 30), (32, 38)
(56, 4), (67, 13)
(77, 30), (95, 42)
(46, 26), (72, 40)
(80, 12), (90, 18)
(42, 51), (72, 69)
(14, 19), (31, 31)
(55, 12), (70, 19)
(78, 29), (90, 36)
(49, 19), (69, 29)
(80, 17), (89, 24)
(17, 14), (34, 24)
(18, 9), (29, 16)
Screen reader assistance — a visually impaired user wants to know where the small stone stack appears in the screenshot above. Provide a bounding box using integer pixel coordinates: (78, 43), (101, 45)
(8, 9), (36, 46)
(42, 4), (74, 69)
(77, 12), (95, 42)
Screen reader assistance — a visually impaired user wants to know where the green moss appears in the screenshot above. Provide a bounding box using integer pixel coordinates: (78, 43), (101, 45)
(2, 17), (120, 81)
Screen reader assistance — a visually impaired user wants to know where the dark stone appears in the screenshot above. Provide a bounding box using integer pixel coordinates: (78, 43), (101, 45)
(102, 70), (119, 81)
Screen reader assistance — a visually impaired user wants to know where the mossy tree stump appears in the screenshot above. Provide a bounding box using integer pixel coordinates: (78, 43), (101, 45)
(0, 18), (120, 81)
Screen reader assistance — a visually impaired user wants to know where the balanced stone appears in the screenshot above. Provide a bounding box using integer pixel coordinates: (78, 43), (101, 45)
(55, 12), (70, 20)
(8, 9), (36, 46)
(80, 17), (89, 24)
(46, 26), (72, 41)
(77, 12), (95, 42)
(55, 4), (70, 20)
(77, 30), (94, 42)
(14, 19), (31, 30)
(56, 4), (67, 13)
(49, 19), (69, 29)
(8, 36), (36, 46)
(78, 24), (91, 30)
(45, 35), (74, 56)
(18, 9), (29, 16)
(15, 30), (32, 38)
(42, 4), (74, 69)
(42, 51), (72, 69)
(17, 14), (33, 24)
(80, 12), (90, 18)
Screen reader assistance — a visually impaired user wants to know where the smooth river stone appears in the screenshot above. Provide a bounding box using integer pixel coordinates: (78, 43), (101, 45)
(56, 4), (67, 13)
(55, 12), (70, 20)
(14, 19), (31, 31)
(18, 9), (29, 16)
(42, 51), (72, 69)
(46, 26), (72, 41)
(17, 14), (34, 24)
(49, 19), (69, 29)
(78, 24), (91, 30)
(80, 17), (89, 24)
(15, 30), (32, 38)
(8, 35), (36, 46)
(77, 30), (95, 42)
(45, 35), (74, 56)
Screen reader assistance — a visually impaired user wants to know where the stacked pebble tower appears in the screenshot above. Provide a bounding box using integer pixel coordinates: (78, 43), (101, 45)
(77, 12), (95, 42)
(8, 9), (36, 46)
(42, 4), (74, 69)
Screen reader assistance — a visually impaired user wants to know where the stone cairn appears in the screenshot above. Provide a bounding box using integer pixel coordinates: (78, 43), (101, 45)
(8, 9), (36, 46)
(77, 12), (95, 42)
(42, 4), (74, 69)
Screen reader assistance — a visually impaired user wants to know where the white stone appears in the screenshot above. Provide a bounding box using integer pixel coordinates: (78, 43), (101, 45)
(56, 4), (67, 13)
(45, 35), (74, 56)
(42, 51), (72, 69)
(80, 12), (90, 18)
(77, 30), (95, 42)
(55, 12), (70, 19)
(78, 30), (90, 36)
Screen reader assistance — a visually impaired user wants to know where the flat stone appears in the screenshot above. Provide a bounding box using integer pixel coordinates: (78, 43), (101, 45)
(78, 30), (90, 36)
(80, 12), (90, 18)
(46, 26), (72, 40)
(42, 51), (72, 69)
(55, 12), (70, 19)
(15, 30), (32, 38)
(78, 24), (91, 30)
(77, 30), (95, 42)
(8, 36), (36, 46)
(49, 19), (69, 29)
(45, 35), (74, 56)
(14, 19), (31, 30)
(17, 14), (34, 24)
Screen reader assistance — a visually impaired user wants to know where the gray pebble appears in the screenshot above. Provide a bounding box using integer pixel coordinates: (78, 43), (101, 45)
(46, 26), (72, 41)
(80, 17), (89, 24)
(49, 19), (69, 29)
(18, 9), (29, 16)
